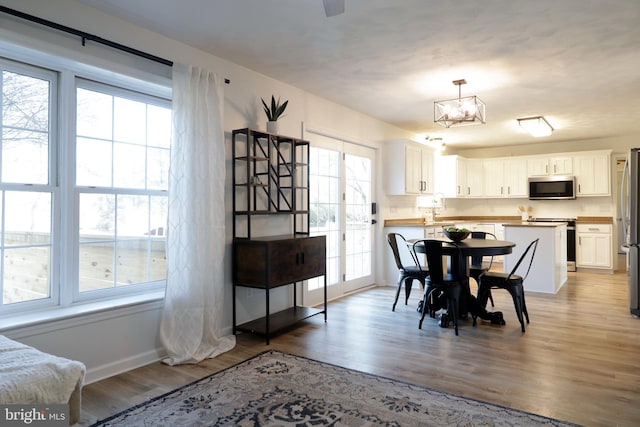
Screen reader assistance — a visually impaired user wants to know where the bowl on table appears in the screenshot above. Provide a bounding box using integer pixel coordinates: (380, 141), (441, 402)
(443, 227), (470, 242)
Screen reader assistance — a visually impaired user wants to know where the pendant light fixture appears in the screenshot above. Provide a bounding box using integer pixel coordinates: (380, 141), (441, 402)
(434, 79), (486, 128)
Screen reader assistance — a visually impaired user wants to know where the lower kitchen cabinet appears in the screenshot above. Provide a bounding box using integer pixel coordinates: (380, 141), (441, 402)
(232, 234), (327, 343)
(576, 224), (612, 270)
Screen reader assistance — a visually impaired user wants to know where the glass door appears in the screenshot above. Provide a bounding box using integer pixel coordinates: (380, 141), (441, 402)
(304, 132), (376, 305)
(343, 144), (375, 292)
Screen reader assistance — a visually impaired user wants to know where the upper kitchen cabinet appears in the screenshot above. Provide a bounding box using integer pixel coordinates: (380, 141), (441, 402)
(466, 159), (485, 197)
(383, 139), (434, 195)
(484, 158), (528, 198)
(435, 155), (483, 198)
(527, 155), (573, 176)
(574, 150), (611, 196)
(434, 155), (466, 197)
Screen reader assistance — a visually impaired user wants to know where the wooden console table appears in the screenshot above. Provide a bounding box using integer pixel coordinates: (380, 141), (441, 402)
(232, 234), (327, 344)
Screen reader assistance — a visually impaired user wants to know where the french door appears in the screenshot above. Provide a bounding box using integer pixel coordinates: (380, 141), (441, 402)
(303, 132), (376, 305)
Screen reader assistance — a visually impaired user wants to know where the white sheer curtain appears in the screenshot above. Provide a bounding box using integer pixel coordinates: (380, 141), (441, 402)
(160, 63), (236, 365)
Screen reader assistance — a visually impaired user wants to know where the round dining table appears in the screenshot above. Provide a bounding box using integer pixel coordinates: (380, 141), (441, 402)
(408, 237), (516, 319)
(409, 237), (516, 259)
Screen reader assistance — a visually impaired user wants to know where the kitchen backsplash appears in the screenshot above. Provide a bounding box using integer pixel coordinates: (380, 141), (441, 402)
(382, 195), (615, 221)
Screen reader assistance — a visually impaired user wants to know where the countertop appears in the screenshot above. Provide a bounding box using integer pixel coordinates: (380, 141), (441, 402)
(576, 216), (613, 224)
(503, 221), (566, 227)
(384, 216), (521, 227)
(384, 216), (613, 227)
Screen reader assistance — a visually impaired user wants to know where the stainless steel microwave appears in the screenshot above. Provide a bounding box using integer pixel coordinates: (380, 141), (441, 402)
(528, 175), (576, 200)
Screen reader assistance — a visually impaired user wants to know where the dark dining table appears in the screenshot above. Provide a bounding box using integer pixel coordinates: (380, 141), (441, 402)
(408, 237), (516, 318)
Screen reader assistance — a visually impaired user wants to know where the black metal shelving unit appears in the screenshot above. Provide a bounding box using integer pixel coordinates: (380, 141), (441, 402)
(231, 128), (325, 344)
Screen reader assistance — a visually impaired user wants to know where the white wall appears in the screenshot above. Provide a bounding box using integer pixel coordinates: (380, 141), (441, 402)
(0, 0), (412, 382)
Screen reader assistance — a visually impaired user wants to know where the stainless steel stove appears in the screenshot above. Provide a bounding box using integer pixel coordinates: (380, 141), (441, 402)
(527, 217), (576, 271)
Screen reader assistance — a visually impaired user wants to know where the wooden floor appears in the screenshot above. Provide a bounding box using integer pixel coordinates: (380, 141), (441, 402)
(78, 258), (640, 427)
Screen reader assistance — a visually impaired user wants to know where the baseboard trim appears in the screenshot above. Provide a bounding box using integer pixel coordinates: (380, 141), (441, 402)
(576, 267), (614, 274)
(85, 347), (166, 384)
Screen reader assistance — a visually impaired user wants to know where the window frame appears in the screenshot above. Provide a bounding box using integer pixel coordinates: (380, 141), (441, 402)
(0, 51), (171, 318)
(0, 58), (59, 315)
(72, 78), (170, 303)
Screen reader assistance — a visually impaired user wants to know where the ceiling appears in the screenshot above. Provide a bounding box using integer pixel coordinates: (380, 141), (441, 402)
(74, 0), (640, 149)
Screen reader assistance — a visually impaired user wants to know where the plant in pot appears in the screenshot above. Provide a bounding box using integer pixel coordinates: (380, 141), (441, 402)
(261, 95), (288, 134)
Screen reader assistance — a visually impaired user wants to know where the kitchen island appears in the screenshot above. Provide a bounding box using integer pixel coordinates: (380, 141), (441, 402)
(503, 222), (567, 294)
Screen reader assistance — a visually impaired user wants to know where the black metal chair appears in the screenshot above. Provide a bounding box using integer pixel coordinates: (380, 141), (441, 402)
(476, 238), (539, 332)
(415, 239), (463, 336)
(469, 231), (496, 307)
(387, 233), (429, 311)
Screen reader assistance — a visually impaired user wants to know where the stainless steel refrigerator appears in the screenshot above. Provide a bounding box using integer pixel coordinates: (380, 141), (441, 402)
(622, 148), (640, 317)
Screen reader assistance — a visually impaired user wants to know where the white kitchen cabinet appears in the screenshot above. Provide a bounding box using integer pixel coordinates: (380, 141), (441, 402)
(574, 151), (611, 196)
(484, 159), (504, 197)
(461, 222), (507, 264)
(466, 159), (484, 197)
(432, 149), (609, 200)
(484, 158), (527, 198)
(383, 140), (434, 195)
(456, 222), (495, 235)
(434, 155), (466, 197)
(551, 156), (573, 175)
(434, 155), (484, 198)
(527, 155), (573, 176)
(527, 157), (549, 176)
(505, 159), (528, 197)
(425, 225), (446, 238)
(576, 224), (613, 269)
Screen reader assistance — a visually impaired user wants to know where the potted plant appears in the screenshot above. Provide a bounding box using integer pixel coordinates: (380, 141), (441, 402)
(261, 95), (288, 134)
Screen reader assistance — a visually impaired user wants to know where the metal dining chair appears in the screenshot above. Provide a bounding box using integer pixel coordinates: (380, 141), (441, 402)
(469, 231), (496, 307)
(387, 233), (429, 311)
(476, 238), (539, 332)
(415, 239), (464, 336)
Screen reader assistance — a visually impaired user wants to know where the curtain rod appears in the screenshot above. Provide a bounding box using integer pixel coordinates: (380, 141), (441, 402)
(0, 5), (230, 84)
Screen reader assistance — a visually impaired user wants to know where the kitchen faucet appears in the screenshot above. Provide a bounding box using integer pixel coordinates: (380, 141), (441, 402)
(431, 192), (446, 221)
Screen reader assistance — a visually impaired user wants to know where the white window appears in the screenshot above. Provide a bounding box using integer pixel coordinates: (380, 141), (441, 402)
(0, 60), (56, 311)
(75, 80), (170, 299)
(0, 57), (170, 316)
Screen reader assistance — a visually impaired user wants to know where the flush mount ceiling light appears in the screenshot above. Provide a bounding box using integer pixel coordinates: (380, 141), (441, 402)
(434, 79), (486, 128)
(517, 116), (554, 137)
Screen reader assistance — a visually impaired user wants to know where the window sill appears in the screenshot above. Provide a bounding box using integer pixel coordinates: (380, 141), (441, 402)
(0, 291), (165, 338)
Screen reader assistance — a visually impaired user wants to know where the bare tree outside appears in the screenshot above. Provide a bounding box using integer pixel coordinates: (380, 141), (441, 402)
(1, 69), (52, 304)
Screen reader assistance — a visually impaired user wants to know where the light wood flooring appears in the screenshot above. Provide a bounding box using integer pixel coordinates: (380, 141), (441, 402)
(79, 258), (640, 427)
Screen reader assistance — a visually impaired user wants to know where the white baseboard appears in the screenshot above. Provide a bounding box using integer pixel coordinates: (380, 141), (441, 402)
(85, 347), (167, 384)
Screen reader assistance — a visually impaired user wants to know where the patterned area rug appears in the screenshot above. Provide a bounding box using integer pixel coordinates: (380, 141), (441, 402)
(91, 350), (580, 426)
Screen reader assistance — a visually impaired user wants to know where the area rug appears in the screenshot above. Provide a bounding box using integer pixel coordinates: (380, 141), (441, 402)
(91, 350), (580, 426)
